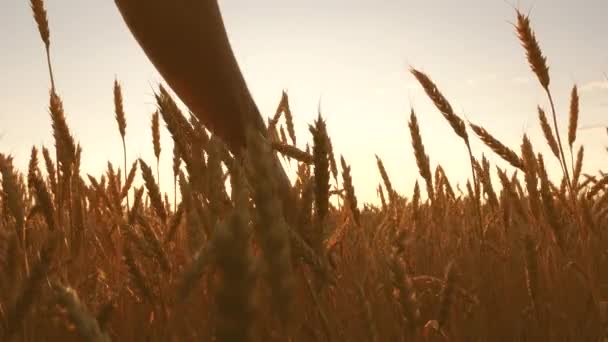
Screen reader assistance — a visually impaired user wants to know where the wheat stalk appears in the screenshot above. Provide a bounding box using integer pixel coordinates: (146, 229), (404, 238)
(41, 146), (57, 198)
(139, 159), (167, 224)
(113, 78), (129, 211)
(568, 85), (579, 176)
(151, 111), (161, 183)
(437, 261), (456, 331)
(213, 161), (255, 342)
(30, 0), (55, 90)
(52, 283), (111, 342)
(376, 155), (396, 205)
(408, 109), (434, 202)
(340, 156), (360, 225)
(521, 135), (541, 221)
(537, 106), (560, 160)
(310, 115), (330, 253)
(244, 128), (295, 329)
(516, 10), (571, 192)
(172, 143), (181, 211)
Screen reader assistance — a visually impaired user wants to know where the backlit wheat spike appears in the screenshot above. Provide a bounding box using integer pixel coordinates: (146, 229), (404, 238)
(572, 146), (584, 190)
(378, 184), (387, 211)
(138, 158), (167, 223)
(155, 86), (199, 186)
(412, 181), (421, 226)
(27, 146), (40, 191)
(282, 91), (297, 145)
(471, 160), (482, 200)
(134, 212), (171, 273)
(271, 142), (313, 164)
(30, 0), (55, 90)
(165, 201), (184, 245)
(172, 143), (181, 210)
(434, 167), (446, 205)
(537, 106), (560, 160)
(0, 155), (26, 246)
(31, 169), (56, 231)
(410, 68), (468, 142)
(273, 90), (286, 121)
(310, 114), (330, 252)
(120, 160), (138, 202)
(408, 109), (434, 202)
(515, 10), (550, 90)
(478, 155), (499, 208)
(128, 186), (144, 225)
(297, 175), (314, 232)
(88, 174), (113, 215)
(113, 79), (127, 139)
(340, 155), (360, 225)
(568, 85), (579, 174)
(376, 154), (396, 205)
(516, 10), (571, 192)
(42, 146), (57, 197)
(151, 110), (161, 182)
(497, 166), (526, 220)
(481, 156), (496, 201)
(279, 124), (288, 146)
(49, 91), (77, 225)
(327, 134), (339, 184)
(521, 135), (541, 221)
(537, 154), (563, 250)
(469, 122), (524, 170)
(409, 69), (482, 231)
(106, 162), (122, 212)
(114, 78), (130, 211)
(436, 165), (456, 200)
(30, 0), (49, 49)
(568, 85), (579, 148)
(49, 91), (76, 174)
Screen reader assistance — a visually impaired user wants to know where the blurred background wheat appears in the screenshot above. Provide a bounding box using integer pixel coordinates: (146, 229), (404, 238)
(0, 0), (607, 341)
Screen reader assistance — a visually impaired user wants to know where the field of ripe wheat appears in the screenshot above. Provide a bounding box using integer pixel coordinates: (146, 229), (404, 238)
(1, 0), (607, 341)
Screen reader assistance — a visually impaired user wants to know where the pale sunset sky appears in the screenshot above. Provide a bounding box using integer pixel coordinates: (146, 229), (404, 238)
(1, 0), (607, 204)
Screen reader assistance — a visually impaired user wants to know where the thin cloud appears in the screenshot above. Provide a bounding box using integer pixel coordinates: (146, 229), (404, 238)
(581, 80), (608, 92)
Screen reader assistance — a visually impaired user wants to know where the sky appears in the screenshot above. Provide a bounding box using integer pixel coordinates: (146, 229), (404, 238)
(1, 0), (607, 204)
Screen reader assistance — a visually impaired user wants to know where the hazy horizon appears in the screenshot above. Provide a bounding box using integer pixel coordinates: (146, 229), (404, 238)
(1, 0), (607, 204)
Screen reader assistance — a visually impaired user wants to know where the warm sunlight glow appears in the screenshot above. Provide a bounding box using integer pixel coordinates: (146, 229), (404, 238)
(0, 0), (607, 340)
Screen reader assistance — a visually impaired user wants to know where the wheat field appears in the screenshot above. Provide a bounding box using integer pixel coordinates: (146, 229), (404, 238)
(0, 1), (607, 341)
